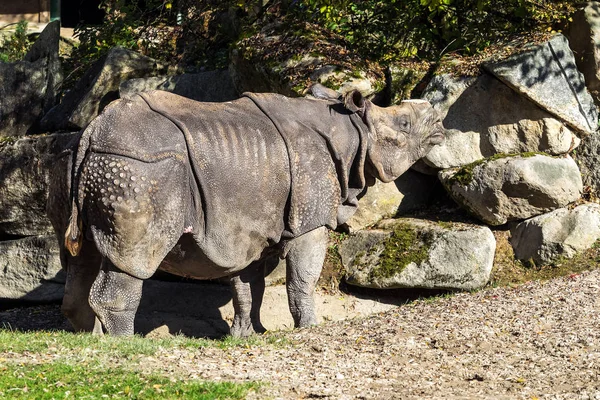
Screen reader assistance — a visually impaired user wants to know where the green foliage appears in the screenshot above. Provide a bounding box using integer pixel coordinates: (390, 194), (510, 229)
(0, 362), (257, 399)
(61, 0), (576, 87)
(0, 21), (32, 62)
(295, 0), (575, 62)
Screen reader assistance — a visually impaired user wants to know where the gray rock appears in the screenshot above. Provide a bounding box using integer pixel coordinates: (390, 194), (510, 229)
(0, 235), (65, 302)
(484, 34), (598, 136)
(41, 47), (166, 131)
(566, 2), (600, 105)
(423, 128), (487, 169)
(0, 21), (62, 137)
(423, 73), (581, 169)
(422, 74), (477, 121)
(574, 132), (600, 194)
(488, 117), (579, 156)
(120, 70), (239, 102)
(310, 65), (377, 97)
(344, 169), (443, 232)
(439, 154), (583, 225)
(0, 132), (76, 237)
(340, 218), (495, 290)
(510, 203), (600, 265)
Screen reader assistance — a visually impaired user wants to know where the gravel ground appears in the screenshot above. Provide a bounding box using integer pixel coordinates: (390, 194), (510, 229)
(146, 269), (600, 399)
(2, 269), (600, 399)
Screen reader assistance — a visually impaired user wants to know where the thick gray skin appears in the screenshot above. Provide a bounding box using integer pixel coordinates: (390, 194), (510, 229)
(48, 87), (444, 337)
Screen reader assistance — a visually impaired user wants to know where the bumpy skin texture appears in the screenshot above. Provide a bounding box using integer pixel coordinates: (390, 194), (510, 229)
(48, 85), (444, 337)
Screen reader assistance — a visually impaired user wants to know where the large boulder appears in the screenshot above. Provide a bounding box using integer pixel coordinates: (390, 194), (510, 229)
(422, 73), (580, 169)
(510, 203), (600, 265)
(340, 218), (495, 290)
(119, 70), (239, 102)
(0, 21), (62, 137)
(566, 1), (600, 105)
(439, 154), (583, 225)
(484, 34), (598, 136)
(0, 235), (65, 302)
(344, 169), (443, 232)
(0, 132), (76, 238)
(41, 47), (167, 132)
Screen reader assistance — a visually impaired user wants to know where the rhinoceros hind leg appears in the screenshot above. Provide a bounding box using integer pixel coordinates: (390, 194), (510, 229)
(286, 226), (327, 328)
(61, 243), (102, 332)
(229, 261), (267, 338)
(89, 258), (143, 336)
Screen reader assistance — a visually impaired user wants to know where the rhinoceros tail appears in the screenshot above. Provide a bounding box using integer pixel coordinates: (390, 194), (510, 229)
(64, 116), (98, 256)
(65, 202), (82, 256)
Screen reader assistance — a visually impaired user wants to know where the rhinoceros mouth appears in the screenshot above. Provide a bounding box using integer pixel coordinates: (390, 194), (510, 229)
(428, 130), (445, 145)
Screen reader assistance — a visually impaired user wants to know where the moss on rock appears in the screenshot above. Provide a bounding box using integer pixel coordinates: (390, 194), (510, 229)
(365, 223), (434, 281)
(449, 152), (549, 186)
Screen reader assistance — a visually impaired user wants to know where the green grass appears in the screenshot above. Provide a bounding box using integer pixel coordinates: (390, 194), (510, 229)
(489, 230), (600, 288)
(0, 362), (258, 399)
(0, 329), (288, 356)
(0, 330), (208, 356)
(0, 330), (279, 399)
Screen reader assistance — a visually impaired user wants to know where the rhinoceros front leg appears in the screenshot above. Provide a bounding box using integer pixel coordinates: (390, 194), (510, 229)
(88, 258), (143, 336)
(229, 261), (267, 338)
(286, 226), (327, 328)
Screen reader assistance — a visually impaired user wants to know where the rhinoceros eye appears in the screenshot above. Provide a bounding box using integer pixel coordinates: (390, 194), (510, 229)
(397, 116), (410, 131)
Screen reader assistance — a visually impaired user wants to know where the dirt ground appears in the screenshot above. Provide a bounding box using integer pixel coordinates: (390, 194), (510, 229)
(2, 269), (600, 399)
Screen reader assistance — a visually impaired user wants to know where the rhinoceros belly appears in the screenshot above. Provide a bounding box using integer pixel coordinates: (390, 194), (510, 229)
(159, 234), (255, 280)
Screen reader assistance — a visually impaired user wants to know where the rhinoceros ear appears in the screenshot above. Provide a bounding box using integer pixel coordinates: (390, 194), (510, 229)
(344, 90), (367, 116)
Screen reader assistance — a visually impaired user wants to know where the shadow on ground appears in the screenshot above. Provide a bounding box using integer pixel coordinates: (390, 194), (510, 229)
(0, 279), (453, 338)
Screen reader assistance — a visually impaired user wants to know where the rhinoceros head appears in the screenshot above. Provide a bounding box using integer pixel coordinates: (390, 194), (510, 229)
(344, 90), (445, 183)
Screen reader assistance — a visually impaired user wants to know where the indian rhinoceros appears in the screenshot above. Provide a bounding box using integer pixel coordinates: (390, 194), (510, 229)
(47, 85), (444, 337)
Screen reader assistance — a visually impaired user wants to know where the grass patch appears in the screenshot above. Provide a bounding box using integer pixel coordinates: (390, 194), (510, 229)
(0, 362), (258, 399)
(0, 330), (283, 399)
(0, 330), (289, 357)
(489, 230), (600, 287)
(0, 330), (203, 356)
(320, 231), (348, 292)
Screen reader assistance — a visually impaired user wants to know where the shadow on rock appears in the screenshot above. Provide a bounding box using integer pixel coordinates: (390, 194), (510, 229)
(340, 281), (454, 306)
